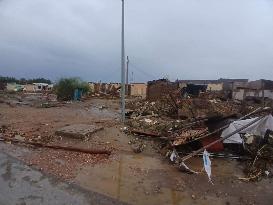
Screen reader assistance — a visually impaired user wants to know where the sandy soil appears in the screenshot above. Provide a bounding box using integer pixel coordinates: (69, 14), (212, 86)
(0, 93), (272, 205)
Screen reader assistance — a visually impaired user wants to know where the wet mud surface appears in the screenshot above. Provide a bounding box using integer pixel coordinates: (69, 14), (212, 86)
(0, 151), (125, 205)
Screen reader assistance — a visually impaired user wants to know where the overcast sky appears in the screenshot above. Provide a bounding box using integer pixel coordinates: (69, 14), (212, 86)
(0, 0), (273, 82)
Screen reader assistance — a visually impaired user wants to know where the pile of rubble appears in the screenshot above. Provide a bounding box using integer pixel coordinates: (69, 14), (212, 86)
(125, 97), (242, 139)
(126, 99), (176, 118)
(177, 98), (240, 119)
(125, 95), (273, 181)
(240, 130), (273, 181)
(127, 97), (243, 120)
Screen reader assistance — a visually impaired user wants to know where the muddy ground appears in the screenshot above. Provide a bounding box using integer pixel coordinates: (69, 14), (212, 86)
(0, 93), (272, 205)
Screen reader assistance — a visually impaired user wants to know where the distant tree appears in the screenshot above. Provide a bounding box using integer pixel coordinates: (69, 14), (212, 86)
(0, 76), (52, 84)
(28, 78), (52, 84)
(55, 78), (90, 101)
(0, 76), (19, 83)
(19, 78), (27, 84)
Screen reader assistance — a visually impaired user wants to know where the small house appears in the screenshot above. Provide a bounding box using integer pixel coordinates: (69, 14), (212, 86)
(129, 83), (147, 99)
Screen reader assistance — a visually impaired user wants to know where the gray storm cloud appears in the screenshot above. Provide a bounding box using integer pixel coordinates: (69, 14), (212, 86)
(0, 0), (273, 82)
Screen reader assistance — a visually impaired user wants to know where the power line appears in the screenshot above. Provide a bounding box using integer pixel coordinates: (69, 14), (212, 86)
(130, 62), (158, 80)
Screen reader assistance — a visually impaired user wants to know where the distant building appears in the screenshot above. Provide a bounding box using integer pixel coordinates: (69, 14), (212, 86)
(129, 83), (147, 99)
(33, 83), (53, 92)
(233, 79), (273, 101)
(218, 78), (248, 91)
(147, 79), (178, 100)
(206, 83), (224, 92)
(89, 82), (121, 96)
(177, 78), (248, 91)
(182, 84), (207, 97)
(6, 83), (24, 92)
(89, 82), (147, 98)
(23, 84), (35, 92)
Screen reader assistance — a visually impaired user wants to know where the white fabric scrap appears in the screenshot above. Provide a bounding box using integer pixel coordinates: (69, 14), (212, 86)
(203, 150), (213, 184)
(170, 150), (177, 162)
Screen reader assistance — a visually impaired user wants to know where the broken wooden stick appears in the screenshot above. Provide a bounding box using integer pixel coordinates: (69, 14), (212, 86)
(0, 137), (111, 155)
(238, 170), (262, 181)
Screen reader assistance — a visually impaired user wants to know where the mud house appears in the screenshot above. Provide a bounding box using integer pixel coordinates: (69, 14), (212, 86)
(129, 83), (147, 99)
(147, 79), (178, 100)
(23, 84), (35, 92)
(91, 82), (121, 95)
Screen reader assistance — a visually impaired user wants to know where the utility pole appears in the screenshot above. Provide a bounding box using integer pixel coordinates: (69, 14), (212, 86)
(262, 80), (265, 107)
(120, 0), (126, 122)
(126, 56), (129, 95)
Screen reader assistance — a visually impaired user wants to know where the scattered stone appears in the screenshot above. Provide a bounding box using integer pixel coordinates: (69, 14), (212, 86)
(131, 143), (145, 153)
(14, 134), (25, 141)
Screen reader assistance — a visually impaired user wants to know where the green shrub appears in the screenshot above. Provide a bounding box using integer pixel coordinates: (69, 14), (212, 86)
(55, 78), (90, 101)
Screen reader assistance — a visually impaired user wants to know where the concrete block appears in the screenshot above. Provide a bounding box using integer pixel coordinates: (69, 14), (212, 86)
(55, 124), (103, 139)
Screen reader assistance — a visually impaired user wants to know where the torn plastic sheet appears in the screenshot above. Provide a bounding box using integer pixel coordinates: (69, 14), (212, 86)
(221, 115), (273, 144)
(203, 149), (213, 184)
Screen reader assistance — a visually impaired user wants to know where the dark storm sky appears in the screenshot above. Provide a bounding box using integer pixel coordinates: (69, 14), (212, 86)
(0, 0), (273, 82)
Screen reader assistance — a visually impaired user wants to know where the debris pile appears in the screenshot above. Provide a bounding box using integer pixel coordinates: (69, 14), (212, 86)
(126, 99), (176, 118)
(127, 97), (241, 120)
(177, 98), (240, 119)
(171, 128), (208, 146)
(125, 93), (273, 181)
(240, 130), (273, 181)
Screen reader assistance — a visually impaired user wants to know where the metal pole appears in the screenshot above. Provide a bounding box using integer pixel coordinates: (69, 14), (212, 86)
(121, 0), (126, 122)
(126, 56), (129, 95)
(262, 80), (265, 107)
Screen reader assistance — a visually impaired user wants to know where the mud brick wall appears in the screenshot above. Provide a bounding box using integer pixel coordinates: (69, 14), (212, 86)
(147, 80), (178, 100)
